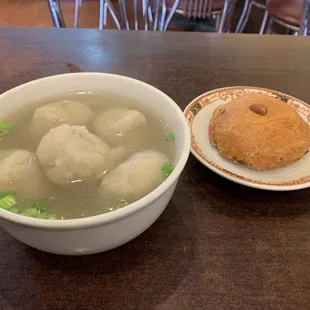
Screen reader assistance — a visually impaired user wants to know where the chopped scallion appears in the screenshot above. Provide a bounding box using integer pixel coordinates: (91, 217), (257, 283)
(0, 191), (56, 219)
(0, 195), (17, 210)
(0, 190), (16, 198)
(33, 197), (53, 211)
(19, 197), (35, 209)
(0, 122), (13, 136)
(37, 212), (56, 220)
(9, 207), (21, 214)
(161, 162), (174, 176)
(20, 207), (40, 218)
(164, 131), (175, 141)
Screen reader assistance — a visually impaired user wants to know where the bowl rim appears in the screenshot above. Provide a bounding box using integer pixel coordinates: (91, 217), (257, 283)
(0, 72), (191, 230)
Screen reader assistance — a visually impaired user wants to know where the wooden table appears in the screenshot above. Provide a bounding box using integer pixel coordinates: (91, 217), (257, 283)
(0, 28), (309, 310)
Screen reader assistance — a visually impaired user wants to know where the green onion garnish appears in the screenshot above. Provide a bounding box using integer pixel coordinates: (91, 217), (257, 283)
(0, 122), (13, 136)
(161, 162), (174, 176)
(0, 195), (17, 210)
(37, 212), (56, 220)
(20, 207), (40, 218)
(164, 131), (175, 141)
(18, 197), (35, 209)
(33, 197), (53, 211)
(0, 190), (16, 198)
(9, 207), (21, 214)
(0, 191), (56, 219)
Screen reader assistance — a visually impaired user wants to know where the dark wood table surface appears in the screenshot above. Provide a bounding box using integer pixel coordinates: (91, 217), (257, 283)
(0, 28), (309, 310)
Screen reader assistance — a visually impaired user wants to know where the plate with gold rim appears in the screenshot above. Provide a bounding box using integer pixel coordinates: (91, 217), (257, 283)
(184, 86), (310, 191)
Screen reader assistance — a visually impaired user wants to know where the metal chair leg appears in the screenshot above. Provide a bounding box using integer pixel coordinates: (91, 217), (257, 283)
(99, 0), (105, 29)
(235, 0), (250, 32)
(218, 0), (236, 33)
(119, 0), (130, 30)
(106, 0), (122, 30)
(142, 0), (153, 22)
(215, 14), (221, 31)
(144, 0), (149, 30)
(47, 0), (66, 28)
(74, 0), (80, 27)
(134, 0), (139, 30)
(238, 0), (253, 33)
(299, 0), (310, 36)
(163, 0), (179, 31)
(148, 6), (153, 22)
(160, 0), (167, 31)
(266, 17), (273, 34)
(259, 9), (269, 34)
(153, 0), (160, 30)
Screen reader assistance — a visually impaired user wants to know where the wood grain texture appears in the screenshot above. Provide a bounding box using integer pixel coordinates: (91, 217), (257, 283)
(0, 28), (309, 310)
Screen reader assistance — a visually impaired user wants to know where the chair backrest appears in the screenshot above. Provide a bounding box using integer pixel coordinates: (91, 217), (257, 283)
(118, 0), (162, 31)
(182, 0), (213, 19)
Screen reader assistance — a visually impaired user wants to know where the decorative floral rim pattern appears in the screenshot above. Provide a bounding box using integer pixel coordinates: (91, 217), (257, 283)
(184, 86), (310, 188)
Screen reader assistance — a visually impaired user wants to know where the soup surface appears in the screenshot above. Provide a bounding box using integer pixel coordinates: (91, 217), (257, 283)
(0, 92), (175, 219)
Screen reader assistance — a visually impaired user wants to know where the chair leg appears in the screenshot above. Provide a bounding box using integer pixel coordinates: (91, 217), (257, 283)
(153, 0), (160, 30)
(119, 0), (130, 30)
(163, 0), (179, 31)
(266, 17), (274, 34)
(142, 0), (153, 22)
(99, 0), (111, 29)
(164, 0), (185, 31)
(218, 0), (236, 33)
(47, 0), (60, 28)
(148, 6), (153, 22)
(99, 0), (104, 29)
(238, 0), (253, 33)
(106, 0), (122, 30)
(144, 0), (149, 30)
(47, 0), (66, 28)
(134, 0), (139, 30)
(103, 2), (108, 26)
(235, 0), (250, 33)
(215, 14), (221, 31)
(160, 0), (167, 31)
(259, 9), (269, 34)
(74, 0), (80, 27)
(299, 0), (310, 35)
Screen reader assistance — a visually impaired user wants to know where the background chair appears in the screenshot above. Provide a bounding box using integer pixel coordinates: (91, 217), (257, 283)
(74, 0), (121, 29)
(47, 0), (66, 27)
(163, 0), (236, 32)
(118, 0), (162, 30)
(74, 0), (163, 31)
(235, 0), (269, 34)
(266, 0), (310, 35)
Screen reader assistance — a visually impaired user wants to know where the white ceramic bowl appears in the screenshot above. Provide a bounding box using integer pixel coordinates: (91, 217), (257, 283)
(0, 73), (190, 255)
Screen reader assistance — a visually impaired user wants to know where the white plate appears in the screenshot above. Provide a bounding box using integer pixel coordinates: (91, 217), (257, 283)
(184, 86), (310, 191)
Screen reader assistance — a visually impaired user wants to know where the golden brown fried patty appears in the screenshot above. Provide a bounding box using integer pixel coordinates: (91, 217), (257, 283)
(209, 93), (310, 170)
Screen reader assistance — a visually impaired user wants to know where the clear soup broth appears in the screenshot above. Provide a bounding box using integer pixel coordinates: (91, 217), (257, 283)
(0, 93), (176, 219)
